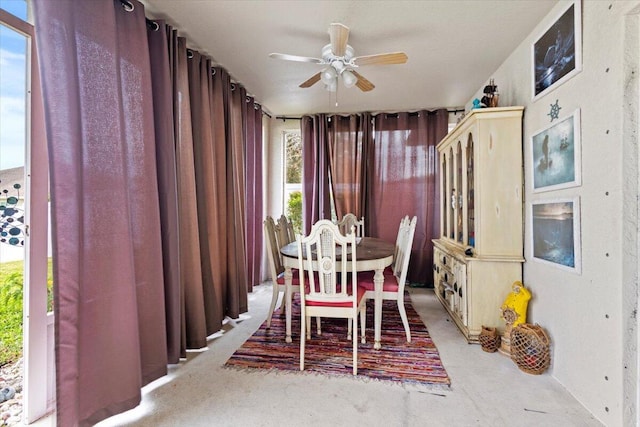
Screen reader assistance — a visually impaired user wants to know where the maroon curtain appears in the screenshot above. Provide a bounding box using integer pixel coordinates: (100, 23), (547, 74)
(35, 1), (259, 424)
(226, 83), (249, 316)
(188, 51), (226, 337)
(367, 110), (449, 284)
(34, 1), (168, 425)
(209, 66), (230, 320)
(245, 97), (263, 292)
(326, 114), (372, 223)
(302, 113), (374, 234)
(301, 114), (331, 234)
(147, 20), (181, 364)
(169, 34), (208, 351)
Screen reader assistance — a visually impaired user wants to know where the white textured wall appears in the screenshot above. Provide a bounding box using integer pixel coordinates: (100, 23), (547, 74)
(465, 2), (640, 425)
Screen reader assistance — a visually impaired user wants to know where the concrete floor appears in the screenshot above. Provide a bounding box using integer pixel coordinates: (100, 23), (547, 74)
(41, 284), (601, 427)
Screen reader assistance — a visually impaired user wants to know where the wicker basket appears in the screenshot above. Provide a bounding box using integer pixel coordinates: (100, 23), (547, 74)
(510, 323), (551, 375)
(478, 326), (501, 353)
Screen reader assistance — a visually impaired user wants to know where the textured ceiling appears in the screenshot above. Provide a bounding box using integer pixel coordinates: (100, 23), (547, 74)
(142, 0), (558, 116)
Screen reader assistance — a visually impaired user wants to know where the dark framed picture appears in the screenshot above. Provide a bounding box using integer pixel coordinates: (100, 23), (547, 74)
(531, 109), (581, 192)
(530, 198), (581, 274)
(532, 1), (582, 101)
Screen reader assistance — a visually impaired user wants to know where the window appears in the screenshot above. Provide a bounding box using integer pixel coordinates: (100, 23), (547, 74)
(283, 130), (302, 233)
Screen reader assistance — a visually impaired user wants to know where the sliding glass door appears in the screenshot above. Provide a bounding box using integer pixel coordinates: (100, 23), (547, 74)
(0, 1), (53, 422)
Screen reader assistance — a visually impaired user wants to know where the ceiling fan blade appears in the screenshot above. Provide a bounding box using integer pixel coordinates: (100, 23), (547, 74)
(299, 72), (322, 88)
(329, 23), (349, 57)
(351, 70), (375, 92)
(269, 52), (324, 64)
(353, 52), (408, 66)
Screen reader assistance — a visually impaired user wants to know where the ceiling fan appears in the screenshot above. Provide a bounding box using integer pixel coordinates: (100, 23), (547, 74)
(269, 23), (408, 92)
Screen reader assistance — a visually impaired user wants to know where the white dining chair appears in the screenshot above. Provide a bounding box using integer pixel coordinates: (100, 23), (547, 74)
(336, 213), (365, 238)
(297, 219), (366, 375)
(264, 216), (300, 329)
(392, 215), (411, 273)
(277, 214), (295, 246)
(358, 216), (417, 342)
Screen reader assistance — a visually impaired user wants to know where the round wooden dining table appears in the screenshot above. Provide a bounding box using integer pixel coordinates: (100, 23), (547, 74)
(280, 237), (394, 350)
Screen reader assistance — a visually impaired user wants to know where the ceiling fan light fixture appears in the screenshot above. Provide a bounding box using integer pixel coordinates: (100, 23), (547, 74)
(341, 70), (357, 88)
(271, 23), (406, 94)
(331, 60), (345, 72)
(320, 66), (337, 85)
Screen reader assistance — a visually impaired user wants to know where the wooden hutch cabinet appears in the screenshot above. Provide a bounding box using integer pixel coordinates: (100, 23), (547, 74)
(432, 107), (524, 343)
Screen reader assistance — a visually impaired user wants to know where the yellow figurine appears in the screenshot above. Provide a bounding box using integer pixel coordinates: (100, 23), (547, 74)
(500, 281), (531, 327)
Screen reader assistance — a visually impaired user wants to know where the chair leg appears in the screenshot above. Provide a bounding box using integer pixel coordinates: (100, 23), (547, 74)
(360, 306), (367, 344)
(347, 318), (352, 340)
(266, 282), (281, 328)
(316, 317), (322, 335)
(397, 298), (411, 342)
(300, 313), (306, 371)
(352, 314), (358, 375)
(306, 316), (312, 340)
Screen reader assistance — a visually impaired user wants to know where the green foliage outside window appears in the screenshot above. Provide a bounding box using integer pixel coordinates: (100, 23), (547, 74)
(286, 191), (302, 235)
(0, 259), (54, 366)
(285, 132), (302, 184)
(0, 266), (24, 366)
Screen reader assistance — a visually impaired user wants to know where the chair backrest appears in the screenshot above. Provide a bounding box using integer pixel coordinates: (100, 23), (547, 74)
(264, 216), (285, 281)
(297, 219), (357, 305)
(277, 214), (295, 246)
(336, 213), (365, 238)
(393, 215), (410, 267)
(393, 216), (417, 291)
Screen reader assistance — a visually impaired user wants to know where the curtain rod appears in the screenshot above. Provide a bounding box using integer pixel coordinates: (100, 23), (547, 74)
(275, 108), (464, 122)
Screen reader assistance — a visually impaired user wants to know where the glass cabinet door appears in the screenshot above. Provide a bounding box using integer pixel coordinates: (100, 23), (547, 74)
(455, 141), (463, 244)
(466, 134), (475, 247)
(441, 154), (447, 239)
(448, 147), (455, 239)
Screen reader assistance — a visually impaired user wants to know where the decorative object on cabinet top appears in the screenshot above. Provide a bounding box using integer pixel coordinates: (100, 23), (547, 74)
(443, 106), (524, 139)
(481, 78), (499, 108)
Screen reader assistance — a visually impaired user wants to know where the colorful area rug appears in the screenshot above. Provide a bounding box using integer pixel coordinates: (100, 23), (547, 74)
(225, 293), (450, 387)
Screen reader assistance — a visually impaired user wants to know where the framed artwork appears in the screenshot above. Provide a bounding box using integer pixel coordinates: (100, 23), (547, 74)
(531, 109), (581, 192)
(530, 198), (581, 274)
(532, 0), (582, 101)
